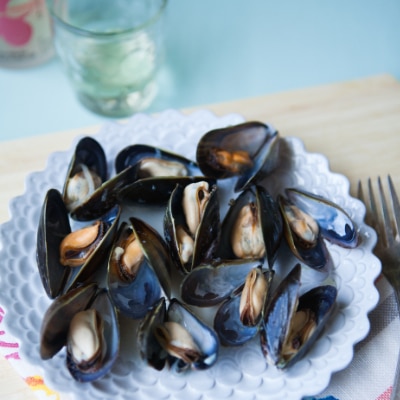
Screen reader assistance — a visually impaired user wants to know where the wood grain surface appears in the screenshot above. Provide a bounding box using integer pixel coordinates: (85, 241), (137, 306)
(0, 74), (399, 399)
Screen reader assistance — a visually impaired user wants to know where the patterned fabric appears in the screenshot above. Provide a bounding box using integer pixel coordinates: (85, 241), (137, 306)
(0, 274), (397, 400)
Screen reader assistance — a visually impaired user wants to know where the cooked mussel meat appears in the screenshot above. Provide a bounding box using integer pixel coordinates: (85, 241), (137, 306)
(138, 298), (218, 372)
(67, 308), (106, 373)
(36, 188), (120, 299)
(64, 168), (102, 212)
(154, 321), (202, 366)
(164, 180), (220, 274)
(107, 217), (173, 319)
(240, 267), (270, 326)
(231, 201), (265, 259)
(136, 158), (188, 178)
(218, 185), (282, 268)
(59, 220), (108, 267)
(196, 121), (281, 192)
(260, 264), (337, 369)
(40, 283), (119, 382)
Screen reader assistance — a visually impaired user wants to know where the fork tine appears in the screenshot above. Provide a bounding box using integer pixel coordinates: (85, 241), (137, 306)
(377, 176), (394, 246)
(388, 175), (400, 238)
(357, 180), (370, 225)
(366, 177), (381, 236)
(357, 179), (374, 229)
(357, 180), (365, 205)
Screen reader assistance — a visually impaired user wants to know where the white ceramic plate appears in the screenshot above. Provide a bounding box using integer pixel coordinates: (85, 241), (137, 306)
(0, 110), (381, 400)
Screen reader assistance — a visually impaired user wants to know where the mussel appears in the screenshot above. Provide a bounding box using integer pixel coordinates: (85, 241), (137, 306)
(284, 188), (359, 248)
(164, 179), (220, 274)
(107, 217), (173, 319)
(196, 121), (281, 192)
(180, 259), (274, 346)
(40, 283), (119, 382)
(181, 258), (265, 307)
(278, 193), (332, 272)
(116, 144), (208, 206)
(138, 297), (218, 372)
(278, 187), (359, 272)
(218, 185), (283, 268)
(62, 137), (107, 214)
(115, 144), (201, 176)
(119, 176), (217, 206)
(213, 266), (274, 346)
(36, 188), (120, 299)
(260, 264), (337, 369)
(62, 136), (137, 221)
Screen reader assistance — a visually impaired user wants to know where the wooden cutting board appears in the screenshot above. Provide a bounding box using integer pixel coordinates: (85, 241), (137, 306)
(0, 74), (400, 399)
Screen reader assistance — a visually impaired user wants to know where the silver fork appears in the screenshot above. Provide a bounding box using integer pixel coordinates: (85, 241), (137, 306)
(358, 175), (400, 400)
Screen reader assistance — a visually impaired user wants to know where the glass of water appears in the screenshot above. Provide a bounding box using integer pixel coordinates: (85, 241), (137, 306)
(48, 0), (167, 117)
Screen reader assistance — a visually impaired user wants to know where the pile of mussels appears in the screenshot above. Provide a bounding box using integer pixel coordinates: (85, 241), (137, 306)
(36, 121), (359, 382)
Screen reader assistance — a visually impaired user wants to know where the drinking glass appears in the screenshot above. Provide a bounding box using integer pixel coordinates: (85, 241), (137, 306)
(47, 0), (167, 117)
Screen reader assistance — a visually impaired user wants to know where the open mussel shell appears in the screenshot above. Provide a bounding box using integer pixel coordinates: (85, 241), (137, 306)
(138, 298), (219, 372)
(36, 188), (121, 299)
(196, 121), (281, 192)
(218, 185), (283, 269)
(137, 296), (167, 371)
(62, 137), (107, 215)
(285, 187), (359, 248)
(37, 189), (71, 299)
(180, 258), (264, 307)
(115, 144), (201, 175)
(40, 283), (119, 382)
(61, 135), (138, 221)
(64, 205), (121, 292)
(278, 193), (333, 272)
(64, 136), (108, 185)
(69, 165), (137, 221)
(214, 267), (274, 347)
(107, 217), (173, 319)
(260, 264), (337, 369)
(116, 144), (207, 206)
(119, 176), (216, 206)
(164, 179), (220, 274)
(40, 283), (97, 360)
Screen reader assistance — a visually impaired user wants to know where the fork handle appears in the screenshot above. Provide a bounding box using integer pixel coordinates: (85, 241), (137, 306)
(391, 289), (400, 400)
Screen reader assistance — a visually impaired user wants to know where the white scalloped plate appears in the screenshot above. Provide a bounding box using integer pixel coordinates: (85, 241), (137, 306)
(0, 110), (381, 400)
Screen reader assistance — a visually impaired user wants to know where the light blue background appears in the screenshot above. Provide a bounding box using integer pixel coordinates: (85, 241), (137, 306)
(1, 0), (399, 141)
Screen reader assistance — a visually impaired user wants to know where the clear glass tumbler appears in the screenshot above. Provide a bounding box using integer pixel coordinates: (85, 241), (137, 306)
(47, 0), (167, 117)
